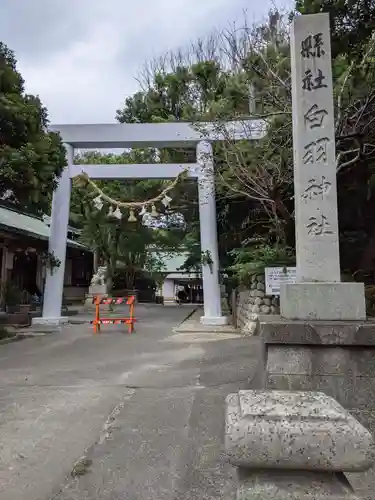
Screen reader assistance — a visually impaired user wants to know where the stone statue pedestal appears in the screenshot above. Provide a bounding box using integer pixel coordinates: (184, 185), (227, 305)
(84, 284), (108, 308)
(89, 284), (108, 296)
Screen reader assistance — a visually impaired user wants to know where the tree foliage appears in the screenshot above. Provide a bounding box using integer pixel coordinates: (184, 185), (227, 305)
(230, 241), (295, 285)
(116, 14), (296, 274)
(71, 151), (190, 289)
(115, 7), (375, 282)
(293, 0), (375, 277)
(295, 0), (375, 59)
(0, 42), (66, 214)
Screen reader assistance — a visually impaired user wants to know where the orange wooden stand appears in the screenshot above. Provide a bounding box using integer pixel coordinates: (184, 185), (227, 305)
(90, 295), (136, 334)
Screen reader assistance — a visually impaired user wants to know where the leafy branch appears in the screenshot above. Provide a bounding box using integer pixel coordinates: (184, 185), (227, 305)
(40, 251), (61, 275)
(201, 250), (213, 273)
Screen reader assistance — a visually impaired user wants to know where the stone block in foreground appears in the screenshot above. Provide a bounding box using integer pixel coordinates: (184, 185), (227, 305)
(225, 390), (375, 499)
(225, 390), (374, 471)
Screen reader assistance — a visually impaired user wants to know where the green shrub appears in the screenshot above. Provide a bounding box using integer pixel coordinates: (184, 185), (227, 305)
(229, 242), (295, 286)
(0, 324), (11, 339)
(365, 285), (375, 316)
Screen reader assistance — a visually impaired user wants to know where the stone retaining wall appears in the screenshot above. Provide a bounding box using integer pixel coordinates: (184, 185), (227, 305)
(236, 274), (279, 331)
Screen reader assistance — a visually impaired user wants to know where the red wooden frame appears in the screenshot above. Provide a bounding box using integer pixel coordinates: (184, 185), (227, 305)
(90, 295), (136, 334)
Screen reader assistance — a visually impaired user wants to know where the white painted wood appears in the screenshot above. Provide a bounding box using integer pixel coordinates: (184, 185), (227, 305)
(35, 143), (73, 324)
(70, 163), (200, 179)
(51, 120), (266, 149)
(197, 140), (228, 325)
(162, 279), (175, 300)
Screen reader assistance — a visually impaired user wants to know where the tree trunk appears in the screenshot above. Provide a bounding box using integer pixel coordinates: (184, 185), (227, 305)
(106, 275), (113, 294)
(359, 224), (375, 272)
(274, 197), (292, 224)
(105, 259), (114, 294)
(93, 250), (99, 273)
(125, 268), (136, 290)
(274, 197), (295, 248)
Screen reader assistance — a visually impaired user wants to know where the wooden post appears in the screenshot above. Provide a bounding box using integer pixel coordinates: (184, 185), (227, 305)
(94, 295), (100, 333)
(128, 296), (135, 333)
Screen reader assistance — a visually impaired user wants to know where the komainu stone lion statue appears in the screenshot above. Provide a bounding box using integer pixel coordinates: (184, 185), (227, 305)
(90, 266), (107, 286)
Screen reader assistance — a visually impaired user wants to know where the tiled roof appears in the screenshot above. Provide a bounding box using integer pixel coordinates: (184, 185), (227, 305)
(154, 252), (201, 274)
(0, 206), (87, 250)
(157, 252), (189, 272)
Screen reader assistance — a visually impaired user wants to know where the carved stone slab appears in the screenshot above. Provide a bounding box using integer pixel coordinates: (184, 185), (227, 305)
(88, 284), (108, 296)
(225, 390), (375, 472)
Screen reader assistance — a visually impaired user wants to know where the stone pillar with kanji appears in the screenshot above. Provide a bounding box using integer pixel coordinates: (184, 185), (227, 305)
(280, 12), (365, 320)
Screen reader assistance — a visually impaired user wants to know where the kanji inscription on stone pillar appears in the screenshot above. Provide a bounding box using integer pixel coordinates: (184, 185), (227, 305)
(291, 13), (340, 282)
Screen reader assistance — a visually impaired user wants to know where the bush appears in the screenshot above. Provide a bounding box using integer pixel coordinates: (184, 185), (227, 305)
(0, 324), (11, 339)
(365, 285), (375, 316)
(229, 242), (295, 286)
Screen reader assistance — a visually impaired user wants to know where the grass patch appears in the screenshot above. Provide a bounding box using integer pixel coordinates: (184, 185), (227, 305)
(71, 457), (93, 477)
(0, 324), (13, 340)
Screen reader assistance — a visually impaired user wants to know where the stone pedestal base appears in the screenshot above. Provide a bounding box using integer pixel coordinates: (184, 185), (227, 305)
(163, 297), (176, 306)
(84, 296), (95, 308)
(236, 470), (358, 499)
(225, 390), (374, 499)
(89, 284), (108, 295)
(280, 282), (366, 321)
(85, 284), (108, 308)
(32, 316), (69, 326)
(258, 318), (375, 439)
(200, 315), (228, 326)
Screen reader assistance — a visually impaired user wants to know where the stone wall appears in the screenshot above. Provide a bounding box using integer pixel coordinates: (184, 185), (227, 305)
(265, 335), (375, 434)
(236, 274), (279, 331)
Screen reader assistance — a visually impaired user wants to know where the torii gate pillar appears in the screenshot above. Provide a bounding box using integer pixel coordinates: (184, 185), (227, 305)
(36, 143), (73, 325)
(32, 120), (265, 327)
(197, 140), (226, 325)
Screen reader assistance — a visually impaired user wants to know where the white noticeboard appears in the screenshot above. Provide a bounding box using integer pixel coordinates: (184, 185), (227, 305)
(265, 267), (297, 296)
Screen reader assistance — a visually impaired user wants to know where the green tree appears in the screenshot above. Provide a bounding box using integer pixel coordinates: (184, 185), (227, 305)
(116, 61), (229, 124)
(292, 1), (375, 274)
(116, 9), (375, 283)
(295, 0), (375, 59)
(71, 151), (189, 290)
(116, 59), (245, 271)
(0, 42), (66, 213)
(77, 205), (159, 291)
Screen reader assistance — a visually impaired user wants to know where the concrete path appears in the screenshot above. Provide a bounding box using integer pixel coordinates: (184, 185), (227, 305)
(0, 304), (263, 500)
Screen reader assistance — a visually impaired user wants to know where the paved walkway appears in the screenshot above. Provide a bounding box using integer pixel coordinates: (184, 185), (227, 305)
(0, 304), (263, 500)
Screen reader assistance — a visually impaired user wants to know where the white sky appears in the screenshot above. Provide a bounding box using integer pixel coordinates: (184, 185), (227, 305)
(0, 0), (292, 124)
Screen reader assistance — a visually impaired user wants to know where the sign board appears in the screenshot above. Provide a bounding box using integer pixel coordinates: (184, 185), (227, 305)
(265, 267), (297, 296)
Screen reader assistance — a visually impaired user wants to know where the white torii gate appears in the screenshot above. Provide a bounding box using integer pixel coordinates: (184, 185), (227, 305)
(32, 120), (265, 327)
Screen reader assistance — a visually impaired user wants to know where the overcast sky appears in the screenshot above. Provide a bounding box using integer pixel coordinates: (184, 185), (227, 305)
(1, 0), (292, 125)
